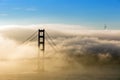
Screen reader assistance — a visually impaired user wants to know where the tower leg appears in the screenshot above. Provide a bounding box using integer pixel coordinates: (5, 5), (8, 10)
(38, 29), (45, 72)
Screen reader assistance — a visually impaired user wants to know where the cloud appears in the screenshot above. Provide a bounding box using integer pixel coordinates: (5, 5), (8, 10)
(13, 7), (37, 12)
(0, 24), (86, 31)
(13, 8), (22, 10)
(0, 35), (37, 59)
(0, 27), (36, 43)
(60, 35), (120, 55)
(0, 24), (120, 65)
(26, 8), (37, 11)
(0, 13), (8, 16)
(1, 25), (120, 74)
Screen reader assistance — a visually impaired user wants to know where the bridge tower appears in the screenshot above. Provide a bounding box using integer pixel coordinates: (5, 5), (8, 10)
(38, 29), (45, 72)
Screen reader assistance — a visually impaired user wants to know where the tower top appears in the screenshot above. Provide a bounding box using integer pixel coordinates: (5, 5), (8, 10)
(104, 24), (107, 30)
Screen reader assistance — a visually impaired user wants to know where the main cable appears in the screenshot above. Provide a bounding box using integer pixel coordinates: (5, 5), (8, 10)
(22, 31), (37, 44)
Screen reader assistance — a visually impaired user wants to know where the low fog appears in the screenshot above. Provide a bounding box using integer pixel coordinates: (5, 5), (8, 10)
(0, 26), (120, 80)
(1, 27), (120, 61)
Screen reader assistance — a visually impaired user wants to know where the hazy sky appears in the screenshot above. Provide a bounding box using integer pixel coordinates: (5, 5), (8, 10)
(0, 0), (120, 29)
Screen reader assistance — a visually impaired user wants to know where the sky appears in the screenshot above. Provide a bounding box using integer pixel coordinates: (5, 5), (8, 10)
(1, 0), (120, 75)
(0, 0), (120, 29)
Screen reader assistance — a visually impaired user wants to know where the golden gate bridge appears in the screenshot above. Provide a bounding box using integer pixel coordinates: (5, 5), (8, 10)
(21, 29), (72, 73)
